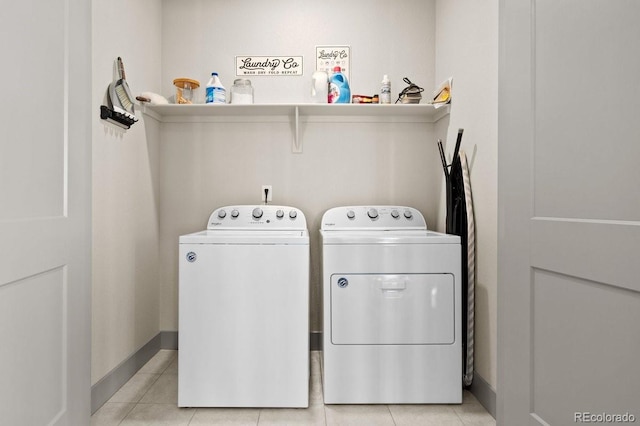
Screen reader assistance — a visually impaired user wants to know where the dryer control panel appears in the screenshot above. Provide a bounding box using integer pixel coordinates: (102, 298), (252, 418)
(207, 205), (307, 230)
(321, 206), (426, 231)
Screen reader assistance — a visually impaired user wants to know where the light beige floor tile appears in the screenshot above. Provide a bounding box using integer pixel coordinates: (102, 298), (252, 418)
(97, 349), (495, 426)
(325, 405), (395, 426)
(90, 402), (135, 426)
(164, 354), (179, 374)
(309, 376), (324, 406)
(189, 407), (260, 425)
(310, 351), (321, 381)
(258, 405), (325, 426)
(139, 373), (178, 404)
(453, 403), (496, 426)
(120, 403), (195, 426)
(138, 350), (178, 374)
(317, 351), (324, 380)
(108, 373), (160, 403)
(462, 390), (482, 406)
(309, 355), (323, 406)
(389, 404), (464, 426)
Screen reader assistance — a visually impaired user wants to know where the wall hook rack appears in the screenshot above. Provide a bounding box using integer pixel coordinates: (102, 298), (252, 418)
(100, 105), (138, 129)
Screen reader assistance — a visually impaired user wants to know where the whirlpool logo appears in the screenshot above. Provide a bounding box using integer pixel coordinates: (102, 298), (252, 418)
(337, 277), (349, 288)
(186, 252), (197, 263)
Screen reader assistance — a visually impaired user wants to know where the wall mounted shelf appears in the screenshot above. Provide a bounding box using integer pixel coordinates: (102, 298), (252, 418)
(141, 103), (450, 153)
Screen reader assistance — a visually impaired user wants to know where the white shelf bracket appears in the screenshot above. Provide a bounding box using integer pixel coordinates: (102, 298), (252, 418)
(292, 105), (302, 153)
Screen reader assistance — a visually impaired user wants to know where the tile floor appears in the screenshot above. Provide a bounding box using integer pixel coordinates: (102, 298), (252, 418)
(91, 350), (495, 426)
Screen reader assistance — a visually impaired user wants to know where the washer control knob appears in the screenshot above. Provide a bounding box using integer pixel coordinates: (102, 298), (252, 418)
(367, 208), (379, 220)
(391, 210), (400, 219)
(276, 209), (284, 219)
(404, 210), (413, 219)
(346, 210), (355, 220)
(252, 207), (263, 219)
(231, 209), (239, 218)
(289, 210), (298, 219)
(217, 209), (227, 219)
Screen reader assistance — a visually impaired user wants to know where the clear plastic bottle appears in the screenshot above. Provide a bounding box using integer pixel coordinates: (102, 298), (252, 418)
(205, 72), (226, 104)
(380, 74), (391, 104)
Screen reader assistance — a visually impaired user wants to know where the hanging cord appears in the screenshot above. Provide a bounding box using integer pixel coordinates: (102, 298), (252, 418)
(395, 77), (425, 104)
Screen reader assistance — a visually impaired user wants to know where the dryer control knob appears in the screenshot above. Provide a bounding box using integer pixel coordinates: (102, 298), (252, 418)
(367, 208), (379, 220)
(252, 208), (263, 219)
(231, 209), (239, 218)
(217, 209), (227, 219)
(289, 210), (298, 219)
(276, 209), (284, 219)
(404, 210), (413, 219)
(391, 210), (400, 219)
(346, 210), (355, 219)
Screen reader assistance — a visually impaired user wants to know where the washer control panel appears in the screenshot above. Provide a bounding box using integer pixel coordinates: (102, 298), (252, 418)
(321, 206), (426, 231)
(207, 205), (307, 230)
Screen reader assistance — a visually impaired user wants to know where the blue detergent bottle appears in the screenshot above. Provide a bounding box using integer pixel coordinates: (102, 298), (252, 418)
(328, 66), (351, 103)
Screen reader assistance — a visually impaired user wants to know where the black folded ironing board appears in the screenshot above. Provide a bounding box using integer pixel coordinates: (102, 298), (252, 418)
(438, 129), (475, 387)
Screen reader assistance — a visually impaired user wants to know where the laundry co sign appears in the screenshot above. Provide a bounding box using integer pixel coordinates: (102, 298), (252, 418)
(236, 56), (303, 76)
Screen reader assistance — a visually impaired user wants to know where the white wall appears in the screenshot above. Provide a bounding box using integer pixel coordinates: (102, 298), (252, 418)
(435, 1), (499, 390)
(157, 0), (440, 332)
(91, 0), (163, 384)
(161, 0), (437, 104)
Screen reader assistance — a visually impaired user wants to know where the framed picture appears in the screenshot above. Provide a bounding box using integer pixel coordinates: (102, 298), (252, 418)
(315, 46), (350, 83)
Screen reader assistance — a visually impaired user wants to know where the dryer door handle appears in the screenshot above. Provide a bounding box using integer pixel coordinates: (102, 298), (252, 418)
(379, 278), (407, 292)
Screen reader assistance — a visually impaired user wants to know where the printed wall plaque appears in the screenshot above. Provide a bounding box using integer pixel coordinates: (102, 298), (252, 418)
(316, 46), (351, 83)
(236, 56), (303, 76)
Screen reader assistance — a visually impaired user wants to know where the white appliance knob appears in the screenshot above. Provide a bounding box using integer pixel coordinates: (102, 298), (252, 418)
(346, 210), (355, 219)
(289, 210), (298, 219)
(367, 208), (379, 219)
(252, 207), (263, 219)
(231, 209), (239, 218)
(276, 209), (284, 218)
(218, 209), (227, 219)
(391, 210), (400, 219)
(404, 210), (413, 219)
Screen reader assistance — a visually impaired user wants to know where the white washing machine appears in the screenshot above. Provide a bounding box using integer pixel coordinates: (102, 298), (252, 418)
(178, 205), (309, 408)
(320, 206), (461, 404)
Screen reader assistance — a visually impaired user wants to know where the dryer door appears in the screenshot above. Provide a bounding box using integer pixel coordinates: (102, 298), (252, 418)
(330, 274), (455, 345)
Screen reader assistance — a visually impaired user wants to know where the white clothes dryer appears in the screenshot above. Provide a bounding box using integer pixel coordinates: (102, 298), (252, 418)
(320, 206), (461, 404)
(178, 205), (309, 408)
